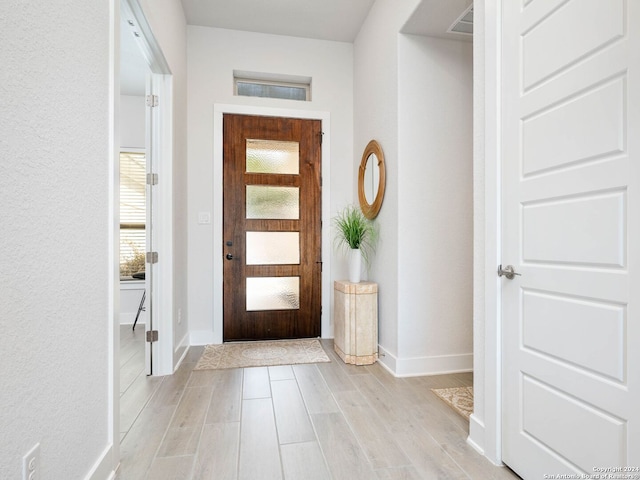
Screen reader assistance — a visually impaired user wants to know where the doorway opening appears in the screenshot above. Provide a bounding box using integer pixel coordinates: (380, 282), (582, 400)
(211, 105), (332, 345)
(114, 0), (175, 456)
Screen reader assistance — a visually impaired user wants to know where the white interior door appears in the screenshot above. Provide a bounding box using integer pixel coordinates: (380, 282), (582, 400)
(501, 0), (639, 476)
(144, 74), (155, 376)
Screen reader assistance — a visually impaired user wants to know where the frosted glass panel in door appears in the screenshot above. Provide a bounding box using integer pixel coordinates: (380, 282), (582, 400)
(246, 232), (300, 265)
(246, 139), (299, 174)
(246, 277), (300, 311)
(246, 185), (299, 219)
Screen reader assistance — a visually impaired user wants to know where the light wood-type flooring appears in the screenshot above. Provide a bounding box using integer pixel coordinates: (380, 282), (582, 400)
(117, 327), (520, 480)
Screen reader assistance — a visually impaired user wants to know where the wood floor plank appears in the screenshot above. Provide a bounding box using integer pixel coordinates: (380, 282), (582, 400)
(187, 369), (224, 388)
(156, 385), (213, 458)
(157, 425), (202, 457)
(391, 422), (468, 479)
(206, 368), (243, 424)
(192, 422), (240, 480)
(117, 402), (176, 480)
(452, 371), (473, 386)
(292, 364), (339, 414)
(349, 372), (415, 431)
(271, 379), (315, 445)
(280, 442), (331, 480)
(238, 398), (283, 480)
(375, 466), (424, 480)
(119, 326), (143, 366)
(408, 401), (518, 479)
(333, 389), (410, 469)
(148, 360), (198, 408)
(169, 386), (214, 429)
(120, 347), (145, 392)
(268, 365), (294, 381)
(311, 412), (376, 480)
(315, 358), (358, 393)
(145, 455), (195, 480)
(120, 372), (163, 434)
(184, 345), (205, 363)
(242, 367), (271, 399)
(414, 372), (468, 389)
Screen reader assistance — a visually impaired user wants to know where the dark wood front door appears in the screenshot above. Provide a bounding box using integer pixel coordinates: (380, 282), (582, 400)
(223, 114), (322, 341)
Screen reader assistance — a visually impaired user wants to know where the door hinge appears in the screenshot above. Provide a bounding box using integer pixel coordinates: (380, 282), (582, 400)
(146, 173), (158, 185)
(320, 176), (323, 186)
(146, 94), (159, 107)
(319, 131), (324, 145)
(146, 330), (158, 342)
(146, 251), (158, 264)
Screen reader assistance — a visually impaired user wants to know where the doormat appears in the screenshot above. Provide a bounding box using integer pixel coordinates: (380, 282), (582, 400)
(431, 386), (474, 419)
(194, 339), (331, 370)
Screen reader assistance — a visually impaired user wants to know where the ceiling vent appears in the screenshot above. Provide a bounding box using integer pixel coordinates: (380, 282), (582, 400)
(448, 5), (473, 36)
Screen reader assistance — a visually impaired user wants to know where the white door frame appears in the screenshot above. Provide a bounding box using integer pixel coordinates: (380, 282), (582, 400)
(108, 0), (174, 472)
(469, 0), (504, 466)
(212, 104), (331, 344)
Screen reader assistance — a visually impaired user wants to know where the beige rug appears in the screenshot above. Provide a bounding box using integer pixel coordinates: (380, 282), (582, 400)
(432, 386), (474, 419)
(194, 339), (331, 370)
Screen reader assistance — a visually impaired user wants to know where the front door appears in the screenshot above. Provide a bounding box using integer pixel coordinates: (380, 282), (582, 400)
(501, 0), (639, 476)
(223, 114), (322, 341)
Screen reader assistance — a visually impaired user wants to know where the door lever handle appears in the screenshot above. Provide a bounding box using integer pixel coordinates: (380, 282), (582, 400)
(226, 253), (233, 260)
(498, 264), (521, 280)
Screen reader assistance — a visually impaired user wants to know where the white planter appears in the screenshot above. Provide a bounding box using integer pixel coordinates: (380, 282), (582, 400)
(348, 248), (362, 283)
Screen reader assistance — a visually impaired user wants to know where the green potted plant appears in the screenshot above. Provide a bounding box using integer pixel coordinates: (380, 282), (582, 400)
(333, 205), (377, 282)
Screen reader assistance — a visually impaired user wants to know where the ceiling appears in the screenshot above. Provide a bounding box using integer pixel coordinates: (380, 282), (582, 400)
(402, 0), (473, 41)
(120, 14), (149, 96)
(120, 0), (473, 95)
(180, 0), (376, 43)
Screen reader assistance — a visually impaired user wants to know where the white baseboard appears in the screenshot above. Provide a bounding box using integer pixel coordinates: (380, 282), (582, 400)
(173, 332), (190, 371)
(175, 331), (189, 352)
(376, 345), (473, 377)
(84, 444), (115, 480)
(189, 330), (216, 346)
(468, 413), (485, 455)
(376, 345), (398, 375)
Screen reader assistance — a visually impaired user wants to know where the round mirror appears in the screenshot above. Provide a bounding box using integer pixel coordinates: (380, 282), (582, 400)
(363, 153), (379, 204)
(358, 140), (386, 219)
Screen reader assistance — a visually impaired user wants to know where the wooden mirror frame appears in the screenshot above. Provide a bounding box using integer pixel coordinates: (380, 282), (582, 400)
(358, 140), (386, 219)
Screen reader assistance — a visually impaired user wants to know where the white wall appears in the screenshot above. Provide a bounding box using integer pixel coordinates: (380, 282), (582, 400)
(397, 34), (473, 374)
(0, 1), (111, 478)
(139, 0), (190, 367)
(120, 282), (146, 325)
(354, 0), (421, 371)
(187, 26), (354, 343)
(354, 0), (473, 376)
(120, 95), (145, 149)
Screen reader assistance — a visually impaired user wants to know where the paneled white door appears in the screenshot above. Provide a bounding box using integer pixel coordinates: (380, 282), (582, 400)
(501, 0), (639, 477)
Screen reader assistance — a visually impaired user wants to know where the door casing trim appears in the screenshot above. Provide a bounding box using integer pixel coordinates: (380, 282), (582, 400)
(212, 104), (331, 344)
(468, 0), (503, 466)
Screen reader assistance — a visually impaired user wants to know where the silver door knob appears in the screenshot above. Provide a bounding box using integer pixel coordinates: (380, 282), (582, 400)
(498, 264), (521, 280)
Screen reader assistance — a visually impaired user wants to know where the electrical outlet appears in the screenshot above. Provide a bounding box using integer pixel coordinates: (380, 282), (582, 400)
(23, 443), (39, 480)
